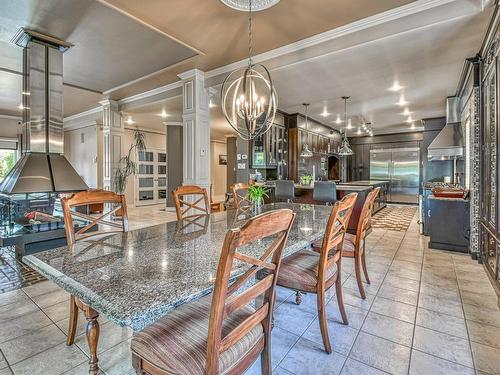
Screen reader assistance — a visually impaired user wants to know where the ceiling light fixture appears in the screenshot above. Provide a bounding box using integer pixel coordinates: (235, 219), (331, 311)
(389, 81), (403, 91)
(160, 110), (169, 118)
(125, 116), (135, 125)
(299, 103), (313, 158)
(402, 108), (412, 116)
(406, 116), (413, 123)
(320, 108), (330, 117)
(337, 96), (354, 156)
(335, 114), (342, 124)
(347, 118), (352, 130)
(410, 122), (415, 129)
(396, 95), (408, 106)
(357, 128), (362, 135)
(220, 0), (280, 11)
(220, 0), (277, 140)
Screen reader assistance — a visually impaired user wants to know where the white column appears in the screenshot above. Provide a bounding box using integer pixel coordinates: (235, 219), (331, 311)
(99, 99), (124, 191)
(178, 69), (211, 190)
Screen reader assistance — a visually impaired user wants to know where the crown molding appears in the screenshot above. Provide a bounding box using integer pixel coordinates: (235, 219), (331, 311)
(117, 80), (183, 106)
(205, 0), (457, 79)
(178, 68), (205, 80)
(64, 106), (102, 123)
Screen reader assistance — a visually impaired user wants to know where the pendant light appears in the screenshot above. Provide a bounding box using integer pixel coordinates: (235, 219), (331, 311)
(300, 103), (313, 158)
(338, 96), (354, 156)
(220, 0), (278, 140)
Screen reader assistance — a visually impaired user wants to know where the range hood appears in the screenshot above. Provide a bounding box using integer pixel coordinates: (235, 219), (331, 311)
(427, 97), (464, 160)
(0, 30), (88, 194)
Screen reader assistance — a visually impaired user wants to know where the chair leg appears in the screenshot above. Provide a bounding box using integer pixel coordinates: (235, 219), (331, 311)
(317, 289), (332, 354)
(361, 244), (370, 284)
(67, 295), (78, 346)
(260, 319), (272, 375)
(335, 278), (349, 325)
(354, 256), (367, 300)
(295, 290), (302, 305)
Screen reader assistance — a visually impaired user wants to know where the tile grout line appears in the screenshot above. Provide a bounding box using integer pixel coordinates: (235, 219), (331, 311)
(338, 228), (402, 374)
(452, 255), (477, 372)
(406, 216), (425, 375)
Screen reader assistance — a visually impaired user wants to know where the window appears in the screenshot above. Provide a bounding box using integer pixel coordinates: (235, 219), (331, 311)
(0, 149), (16, 180)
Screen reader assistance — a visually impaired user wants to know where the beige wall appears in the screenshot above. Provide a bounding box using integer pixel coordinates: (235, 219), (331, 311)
(64, 125), (99, 188)
(210, 140), (227, 201)
(0, 118), (21, 138)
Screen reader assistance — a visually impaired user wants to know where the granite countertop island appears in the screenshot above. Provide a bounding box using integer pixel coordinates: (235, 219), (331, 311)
(23, 203), (332, 331)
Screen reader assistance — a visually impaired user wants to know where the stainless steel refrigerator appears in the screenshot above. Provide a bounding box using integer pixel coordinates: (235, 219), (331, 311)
(369, 147), (420, 204)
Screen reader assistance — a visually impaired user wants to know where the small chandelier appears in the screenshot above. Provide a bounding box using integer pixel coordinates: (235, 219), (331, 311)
(338, 96), (354, 156)
(300, 103), (313, 158)
(221, 0), (278, 140)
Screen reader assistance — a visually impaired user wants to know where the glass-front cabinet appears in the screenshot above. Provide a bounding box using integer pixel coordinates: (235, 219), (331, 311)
(136, 149), (167, 206)
(251, 122), (288, 173)
(481, 33), (500, 287)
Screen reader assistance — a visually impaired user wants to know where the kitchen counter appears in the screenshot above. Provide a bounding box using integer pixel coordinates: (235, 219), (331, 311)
(339, 180), (390, 186)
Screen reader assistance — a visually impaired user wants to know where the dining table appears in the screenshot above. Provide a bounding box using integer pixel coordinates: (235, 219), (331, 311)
(23, 202), (334, 374)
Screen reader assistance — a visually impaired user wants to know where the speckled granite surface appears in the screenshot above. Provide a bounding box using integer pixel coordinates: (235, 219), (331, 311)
(23, 203), (332, 331)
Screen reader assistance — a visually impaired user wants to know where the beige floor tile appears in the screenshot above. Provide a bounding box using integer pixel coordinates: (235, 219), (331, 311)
(0, 310), (53, 344)
(361, 311), (414, 346)
(413, 326), (473, 368)
(471, 342), (500, 374)
(99, 339), (134, 375)
(370, 296), (416, 323)
(0, 324), (66, 365)
(409, 349), (474, 375)
(461, 290), (500, 311)
(382, 274), (420, 292)
(418, 293), (464, 318)
(463, 303), (500, 328)
(350, 332), (410, 375)
(22, 281), (60, 298)
(10, 343), (87, 375)
(415, 307), (468, 339)
(340, 358), (387, 375)
(0, 299), (39, 322)
(467, 320), (500, 350)
(0, 289), (30, 307)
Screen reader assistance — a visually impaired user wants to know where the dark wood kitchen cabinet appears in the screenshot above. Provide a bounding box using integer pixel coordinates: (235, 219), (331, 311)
(480, 21), (500, 297)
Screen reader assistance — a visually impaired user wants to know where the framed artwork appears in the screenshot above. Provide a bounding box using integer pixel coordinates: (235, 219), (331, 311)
(219, 154), (227, 165)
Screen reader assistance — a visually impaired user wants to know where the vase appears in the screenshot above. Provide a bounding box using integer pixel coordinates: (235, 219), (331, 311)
(252, 198), (263, 214)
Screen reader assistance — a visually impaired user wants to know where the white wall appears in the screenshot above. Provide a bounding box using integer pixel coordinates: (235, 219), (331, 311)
(210, 140), (227, 201)
(0, 117), (22, 139)
(64, 125), (99, 188)
(123, 127), (166, 207)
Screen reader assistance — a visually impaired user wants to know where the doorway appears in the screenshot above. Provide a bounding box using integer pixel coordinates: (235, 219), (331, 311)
(135, 148), (167, 206)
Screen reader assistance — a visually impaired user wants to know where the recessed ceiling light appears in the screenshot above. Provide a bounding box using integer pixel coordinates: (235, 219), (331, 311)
(401, 108), (412, 116)
(334, 114), (342, 124)
(410, 122), (415, 129)
(347, 118), (352, 129)
(357, 128), (361, 135)
(406, 116), (413, 123)
(159, 110), (169, 118)
(389, 81), (403, 91)
(396, 95), (408, 106)
(125, 116), (135, 125)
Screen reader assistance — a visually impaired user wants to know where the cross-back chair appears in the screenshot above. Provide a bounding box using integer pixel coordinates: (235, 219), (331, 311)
(61, 189), (128, 372)
(275, 193), (357, 354)
(131, 208), (296, 375)
(341, 187), (380, 299)
(61, 189), (128, 246)
(231, 183), (251, 209)
(172, 185), (210, 220)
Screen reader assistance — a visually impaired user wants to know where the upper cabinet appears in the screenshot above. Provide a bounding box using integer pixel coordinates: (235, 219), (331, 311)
(251, 113), (288, 172)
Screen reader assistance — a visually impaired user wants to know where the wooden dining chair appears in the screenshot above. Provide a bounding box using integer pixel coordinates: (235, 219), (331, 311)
(340, 187), (380, 299)
(231, 182), (251, 209)
(275, 193), (357, 354)
(61, 189), (128, 372)
(131, 208), (296, 375)
(172, 185), (210, 220)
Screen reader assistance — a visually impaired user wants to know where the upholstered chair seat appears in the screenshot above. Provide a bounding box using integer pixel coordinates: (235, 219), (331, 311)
(131, 295), (264, 375)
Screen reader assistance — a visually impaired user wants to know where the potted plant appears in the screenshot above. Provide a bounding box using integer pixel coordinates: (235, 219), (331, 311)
(113, 130), (146, 215)
(248, 185), (269, 212)
(300, 174), (313, 186)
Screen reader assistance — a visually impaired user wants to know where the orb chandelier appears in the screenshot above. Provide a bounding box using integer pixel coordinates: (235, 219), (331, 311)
(337, 96), (354, 156)
(221, 0), (278, 140)
(299, 103), (313, 158)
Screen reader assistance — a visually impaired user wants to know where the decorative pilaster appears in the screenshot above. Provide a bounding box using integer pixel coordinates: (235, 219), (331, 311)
(469, 87), (481, 257)
(178, 69), (210, 189)
(99, 99), (124, 191)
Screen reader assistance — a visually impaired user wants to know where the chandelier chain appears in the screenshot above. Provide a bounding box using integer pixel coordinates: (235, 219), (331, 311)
(248, 0), (253, 66)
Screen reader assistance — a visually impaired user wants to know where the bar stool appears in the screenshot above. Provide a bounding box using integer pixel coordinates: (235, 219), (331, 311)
(313, 181), (337, 205)
(274, 180), (295, 203)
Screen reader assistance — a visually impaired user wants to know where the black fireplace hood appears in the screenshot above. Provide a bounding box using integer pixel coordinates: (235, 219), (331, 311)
(0, 30), (88, 194)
